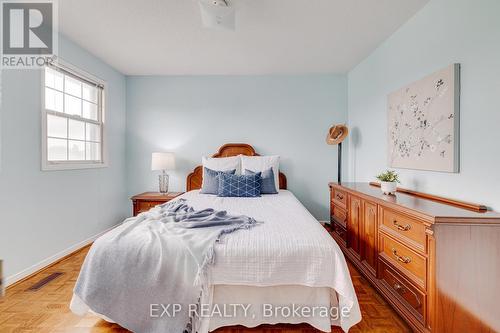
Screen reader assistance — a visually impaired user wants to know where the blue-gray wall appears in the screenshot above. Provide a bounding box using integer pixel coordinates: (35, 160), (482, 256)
(126, 75), (347, 219)
(347, 0), (500, 211)
(0, 35), (128, 280)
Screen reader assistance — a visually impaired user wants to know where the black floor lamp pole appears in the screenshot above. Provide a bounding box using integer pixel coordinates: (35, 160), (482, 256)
(337, 142), (342, 184)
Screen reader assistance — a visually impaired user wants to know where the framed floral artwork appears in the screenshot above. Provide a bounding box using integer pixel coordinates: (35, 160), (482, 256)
(388, 63), (460, 172)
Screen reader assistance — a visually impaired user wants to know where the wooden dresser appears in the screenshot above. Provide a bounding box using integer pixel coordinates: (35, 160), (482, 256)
(131, 192), (183, 216)
(328, 182), (500, 333)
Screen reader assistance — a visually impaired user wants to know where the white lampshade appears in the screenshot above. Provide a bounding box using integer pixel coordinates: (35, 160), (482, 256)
(151, 152), (175, 171)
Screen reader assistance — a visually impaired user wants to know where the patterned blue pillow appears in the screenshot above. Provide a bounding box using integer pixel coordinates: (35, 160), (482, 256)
(245, 168), (278, 194)
(200, 167), (236, 194)
(217, 172), (262, 197)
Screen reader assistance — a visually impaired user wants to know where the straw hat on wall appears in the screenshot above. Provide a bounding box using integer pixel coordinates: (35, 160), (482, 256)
(326, 124), (349, 145)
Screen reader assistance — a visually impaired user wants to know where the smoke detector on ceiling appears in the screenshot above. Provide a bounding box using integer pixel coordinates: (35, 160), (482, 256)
(199, 0), (235, 31)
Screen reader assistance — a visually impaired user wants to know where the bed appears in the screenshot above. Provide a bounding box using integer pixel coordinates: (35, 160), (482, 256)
(71, 144), (361, 332)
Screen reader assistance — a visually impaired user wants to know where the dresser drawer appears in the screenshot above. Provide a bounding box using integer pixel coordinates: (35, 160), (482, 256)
(136, 201), (163, 214)
(332, 188), (347, 208)
(332, 222), (347, 245)
(380, 208), (427, 253)
(331, 204), (347, 228)
(380, 259), (425, 322)
(379, 234), (427, 289)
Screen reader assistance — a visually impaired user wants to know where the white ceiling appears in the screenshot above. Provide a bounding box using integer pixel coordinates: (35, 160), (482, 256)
(59, 0), (429, 75)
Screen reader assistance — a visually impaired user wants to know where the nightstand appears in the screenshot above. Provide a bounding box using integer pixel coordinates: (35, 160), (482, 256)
(131, 192), (183, 216)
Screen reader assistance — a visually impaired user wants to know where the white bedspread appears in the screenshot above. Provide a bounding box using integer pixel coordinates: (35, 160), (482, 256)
(178, 190), (361, 332)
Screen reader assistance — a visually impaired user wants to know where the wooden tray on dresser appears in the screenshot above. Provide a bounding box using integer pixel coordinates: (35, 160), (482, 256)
(328, 182), (500, 333)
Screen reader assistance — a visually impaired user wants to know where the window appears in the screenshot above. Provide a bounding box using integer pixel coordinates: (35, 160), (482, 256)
(41, 61), (106, 170)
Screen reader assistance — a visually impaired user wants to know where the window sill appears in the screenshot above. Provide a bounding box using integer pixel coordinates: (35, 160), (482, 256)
(41, 162), (108, 171)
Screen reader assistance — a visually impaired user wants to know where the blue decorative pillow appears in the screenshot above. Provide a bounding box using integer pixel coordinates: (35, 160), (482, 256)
(200, 167), (236, 194)
(217, 172), (262, 197)
(245, 168), (278, 194)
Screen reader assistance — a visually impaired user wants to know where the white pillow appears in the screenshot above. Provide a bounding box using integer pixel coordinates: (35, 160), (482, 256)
(201, 155), (241, 188)
(241, 155), (280, 192)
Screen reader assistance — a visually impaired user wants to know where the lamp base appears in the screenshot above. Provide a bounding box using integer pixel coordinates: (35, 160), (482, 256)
(159, 172), (169, 193)
(337, 142), (342, 184)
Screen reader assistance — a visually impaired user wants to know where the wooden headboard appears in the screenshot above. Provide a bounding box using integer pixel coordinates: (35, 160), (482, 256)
(186, 143), (287, 191)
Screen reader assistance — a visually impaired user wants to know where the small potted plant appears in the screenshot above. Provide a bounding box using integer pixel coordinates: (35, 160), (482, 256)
(376, 170), (400, 195)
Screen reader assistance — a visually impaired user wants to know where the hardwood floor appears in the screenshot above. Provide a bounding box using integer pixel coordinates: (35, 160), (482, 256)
(0, 246), (410, 333)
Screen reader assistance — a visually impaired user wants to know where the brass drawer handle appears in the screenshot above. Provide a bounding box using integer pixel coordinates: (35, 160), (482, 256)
(393, 220), (411, 231)
(393, 282), (422, 307)
(392, 248), (412, 264)
(336, 193), (344, 200)
(393, 283), (407, 294)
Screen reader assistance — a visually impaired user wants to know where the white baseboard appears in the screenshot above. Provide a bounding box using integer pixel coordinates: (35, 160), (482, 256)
(5, 223), (121, 287)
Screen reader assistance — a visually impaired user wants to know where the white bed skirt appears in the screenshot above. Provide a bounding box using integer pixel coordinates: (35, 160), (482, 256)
(202, 285), (338, 332)
(71, 284), (340, 333)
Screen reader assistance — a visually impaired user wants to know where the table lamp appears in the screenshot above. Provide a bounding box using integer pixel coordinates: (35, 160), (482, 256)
(151, 152), (175, 193)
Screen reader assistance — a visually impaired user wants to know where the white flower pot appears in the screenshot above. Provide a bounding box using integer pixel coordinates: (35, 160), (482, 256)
(380, 181), (397, 195)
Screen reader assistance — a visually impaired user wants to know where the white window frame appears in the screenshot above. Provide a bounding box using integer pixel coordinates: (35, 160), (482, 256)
(41, 59), (108, 171)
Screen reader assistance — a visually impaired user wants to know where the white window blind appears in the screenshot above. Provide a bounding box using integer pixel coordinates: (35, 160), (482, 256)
(42, 62), (106, 170)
